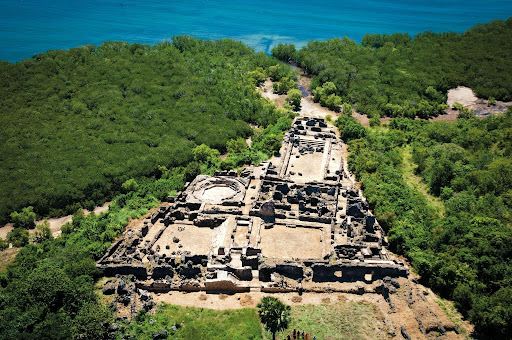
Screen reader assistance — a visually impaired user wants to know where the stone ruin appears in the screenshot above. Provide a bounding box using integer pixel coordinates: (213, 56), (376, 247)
(97, 116), (408, 298)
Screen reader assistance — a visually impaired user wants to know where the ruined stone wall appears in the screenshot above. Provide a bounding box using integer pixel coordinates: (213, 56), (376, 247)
(312, 263), (408, 283)
(97, 116), (409, 297)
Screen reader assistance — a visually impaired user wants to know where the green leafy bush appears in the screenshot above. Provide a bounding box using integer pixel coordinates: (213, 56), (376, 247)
(6, 228), (29, 247)
(10, 206), (36, 228)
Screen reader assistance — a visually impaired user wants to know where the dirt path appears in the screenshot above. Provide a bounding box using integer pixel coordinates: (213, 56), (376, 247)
(0, 201), (111, 240)
(261, 70), (363, 190)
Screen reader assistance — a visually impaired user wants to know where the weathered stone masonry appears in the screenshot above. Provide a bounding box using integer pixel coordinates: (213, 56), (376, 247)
(98, 117), (408, 294)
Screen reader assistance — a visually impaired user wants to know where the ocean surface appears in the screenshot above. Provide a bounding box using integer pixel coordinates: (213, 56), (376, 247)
(1, 0), (511, 62)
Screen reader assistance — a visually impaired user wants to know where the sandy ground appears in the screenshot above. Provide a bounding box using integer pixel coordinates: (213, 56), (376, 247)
(433, 86), (512, 122)
(0, 202), (111, 240)
(446, 86), (478, 107)
(259, 225), (323, 259)
(152, 222), (215, 256)
(154, 291), (376, 310)
(260, 79), (287, 107)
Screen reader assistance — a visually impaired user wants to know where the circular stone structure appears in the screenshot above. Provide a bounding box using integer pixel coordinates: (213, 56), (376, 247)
(202, 185), (237, 202)
(189, 177), (246, 204)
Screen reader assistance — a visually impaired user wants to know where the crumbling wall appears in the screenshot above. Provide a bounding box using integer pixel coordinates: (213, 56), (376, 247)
(205, 280), (250, 293)
(101, 265), (148, 280)
(312, 263), (408, 283)
(152, 266), (174, 280)
(97, 115), (409, 296)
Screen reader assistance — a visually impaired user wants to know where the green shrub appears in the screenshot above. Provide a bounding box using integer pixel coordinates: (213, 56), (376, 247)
(369, 117), (381, 127)
(122, 178), (139, 193)
(296, 19), (512, 118)
(10, 206), (36, 229)
(6, 227), (29, 247)
(348, 112), (512, 337)
(0, 238), (8, 251)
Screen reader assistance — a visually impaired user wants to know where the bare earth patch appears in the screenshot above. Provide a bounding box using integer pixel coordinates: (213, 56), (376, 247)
(260, 79), (286, 107)
(259, 225), (323, 260)
(0, 248), (20, 272)
(434, 86), (511, 122)
(291, 296), (303, 303)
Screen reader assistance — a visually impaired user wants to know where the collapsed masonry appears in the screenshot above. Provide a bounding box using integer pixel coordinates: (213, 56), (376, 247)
(98, 117), (408, 295)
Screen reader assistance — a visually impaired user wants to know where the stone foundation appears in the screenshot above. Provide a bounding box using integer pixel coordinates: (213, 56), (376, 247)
(98, 116), (408, 295)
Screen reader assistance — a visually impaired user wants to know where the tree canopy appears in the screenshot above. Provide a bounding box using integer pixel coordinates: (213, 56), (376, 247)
(0, 36), (294, 224)
(273, 18), (512, 119)
(344, 110), (512, 338)
(257, 297), (291, 340)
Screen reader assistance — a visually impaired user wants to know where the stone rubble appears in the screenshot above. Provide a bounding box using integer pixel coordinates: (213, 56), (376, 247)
(98, 116), (408, 314)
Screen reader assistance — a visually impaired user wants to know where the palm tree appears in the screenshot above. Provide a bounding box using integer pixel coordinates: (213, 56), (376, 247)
(257, 296), (291, 340)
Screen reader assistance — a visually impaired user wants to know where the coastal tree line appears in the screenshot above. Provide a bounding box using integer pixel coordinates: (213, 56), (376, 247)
(1, 18), (512, 339)
(0, 36), (295, 225)
(272, 18), (512, 118)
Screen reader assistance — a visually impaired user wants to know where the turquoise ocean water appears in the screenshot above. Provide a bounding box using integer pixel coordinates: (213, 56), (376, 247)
(1, 0), (511, 62)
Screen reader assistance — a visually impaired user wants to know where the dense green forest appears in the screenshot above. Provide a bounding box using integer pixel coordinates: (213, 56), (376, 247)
(0, 37), (297, 338)
(336, 110), (512, 338)
(0, 36), (295, 225)
(273, 18), (512, 118)
(0, 171), (187, 339)
(0, 100), (293, 339)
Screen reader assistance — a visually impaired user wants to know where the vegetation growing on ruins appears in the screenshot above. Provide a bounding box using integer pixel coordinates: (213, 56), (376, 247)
(273, 18), (512, 118)
(1, 18), (512, 339)
(0, 36), (296, 225)
(337, 109), (512, 338)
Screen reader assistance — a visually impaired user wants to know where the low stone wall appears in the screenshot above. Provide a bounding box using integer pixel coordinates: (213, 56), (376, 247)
(242, 255), (259, 269)
(178, 266), (201, 279)
(230, 267), (253, 281)
(312, 263), (407, 283)
(101, 264), (148, 280)
(259, 262), (303, 281)
(152, 265), (174, 280)
(184, 254), (208, 265)
(205, 280), (250, 293)
(276, 263), (304, 280)
(261, 287), (297, 293)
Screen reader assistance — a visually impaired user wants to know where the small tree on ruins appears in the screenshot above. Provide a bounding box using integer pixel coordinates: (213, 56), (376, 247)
(257, 296), (291, 340)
